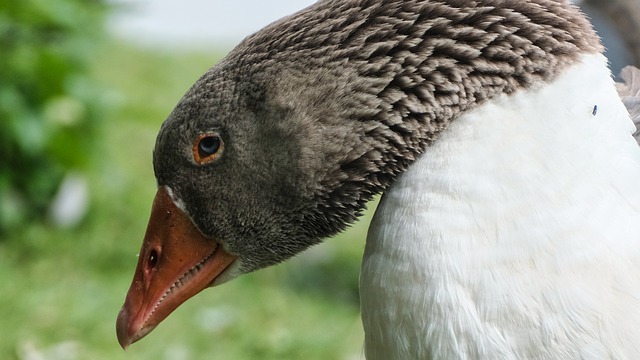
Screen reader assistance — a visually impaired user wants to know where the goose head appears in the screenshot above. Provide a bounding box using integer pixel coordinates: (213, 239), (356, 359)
(116, 0), (602, 349)
(115, 34), (403, 348)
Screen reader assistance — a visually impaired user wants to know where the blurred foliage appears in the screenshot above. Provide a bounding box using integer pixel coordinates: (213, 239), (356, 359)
(0, 0), (108, 231)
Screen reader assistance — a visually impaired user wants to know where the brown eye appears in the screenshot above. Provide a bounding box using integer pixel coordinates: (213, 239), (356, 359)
(193, 133), (223, 165)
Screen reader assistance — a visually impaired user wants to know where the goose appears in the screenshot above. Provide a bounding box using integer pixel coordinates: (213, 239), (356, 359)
(116, 0), (640, 358)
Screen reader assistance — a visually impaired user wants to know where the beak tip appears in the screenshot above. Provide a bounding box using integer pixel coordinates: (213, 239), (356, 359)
(116, 307), (133, 350)
(116, 332), (131, 351)
(116, 305), (158, 350)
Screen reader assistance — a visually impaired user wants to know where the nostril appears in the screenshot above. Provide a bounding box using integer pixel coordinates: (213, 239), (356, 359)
(147, 249), (159, 271)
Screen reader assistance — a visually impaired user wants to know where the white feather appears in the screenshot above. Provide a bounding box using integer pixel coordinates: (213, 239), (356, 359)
(360, 53), (640, 359)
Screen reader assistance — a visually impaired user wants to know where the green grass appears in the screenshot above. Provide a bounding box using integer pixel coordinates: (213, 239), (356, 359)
(0, 42), (374, 359)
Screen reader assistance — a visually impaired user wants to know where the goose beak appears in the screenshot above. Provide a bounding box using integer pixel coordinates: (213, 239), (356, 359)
(116, 187), (236, 349)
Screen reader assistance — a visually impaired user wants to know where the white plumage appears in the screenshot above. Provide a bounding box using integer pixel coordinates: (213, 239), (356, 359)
(361, 54), (640, 359)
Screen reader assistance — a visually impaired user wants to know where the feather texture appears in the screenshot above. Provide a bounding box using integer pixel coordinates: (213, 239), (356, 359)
(141, 0), (640, 358)
(617, 66), (640, 145)
(361, 53), (640, 360)
(153, 0), (608, 274)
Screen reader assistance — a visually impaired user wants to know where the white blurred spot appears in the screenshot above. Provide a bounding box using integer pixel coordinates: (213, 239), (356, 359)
(44, 97), (86, 127)
(163, 344), (190, 360)
(196, 306), (236, 333)
(18, 340), (81, 360)
(48, 173), (89, 229)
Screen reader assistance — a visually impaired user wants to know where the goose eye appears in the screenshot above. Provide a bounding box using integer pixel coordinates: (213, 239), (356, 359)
(193, 133), (223, 165)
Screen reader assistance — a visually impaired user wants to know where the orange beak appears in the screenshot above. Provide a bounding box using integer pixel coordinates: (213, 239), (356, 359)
(116, 187), (236, 349)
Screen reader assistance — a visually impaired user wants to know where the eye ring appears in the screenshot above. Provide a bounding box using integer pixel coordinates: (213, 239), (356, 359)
(193, 133), (223, 165)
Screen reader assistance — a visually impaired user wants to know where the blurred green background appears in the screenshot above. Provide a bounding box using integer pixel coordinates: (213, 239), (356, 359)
(0, 1), (367, 359)
(1, 1), (638, 359)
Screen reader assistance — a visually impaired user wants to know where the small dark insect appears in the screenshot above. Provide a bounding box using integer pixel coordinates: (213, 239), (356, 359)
(592, 105), (598, 116)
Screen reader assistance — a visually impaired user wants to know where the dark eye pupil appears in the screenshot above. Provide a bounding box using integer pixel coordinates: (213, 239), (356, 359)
(198, 136), (220, 157)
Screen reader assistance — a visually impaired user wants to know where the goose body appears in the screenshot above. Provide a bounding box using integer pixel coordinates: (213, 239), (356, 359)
(361, 53), (640, 359)
(116, 0), (640, 358)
